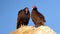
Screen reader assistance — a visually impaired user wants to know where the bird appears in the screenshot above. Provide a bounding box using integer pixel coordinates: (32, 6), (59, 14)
(31, 6), (46, 27)
(17, 7), (30, 29)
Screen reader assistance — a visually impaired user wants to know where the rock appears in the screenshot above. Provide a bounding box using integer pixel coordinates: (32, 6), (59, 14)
(10, 26), (56, 34)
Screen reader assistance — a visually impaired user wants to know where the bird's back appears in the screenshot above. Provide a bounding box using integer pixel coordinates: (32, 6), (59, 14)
(31, 10), (46, 26)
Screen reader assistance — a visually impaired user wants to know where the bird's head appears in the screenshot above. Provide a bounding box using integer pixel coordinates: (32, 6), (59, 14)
(24, 7), (29, 14)
(32, 6), (37, 10)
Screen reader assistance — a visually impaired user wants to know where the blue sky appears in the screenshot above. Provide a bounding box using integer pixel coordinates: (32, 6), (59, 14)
(0, 0), (60, 34)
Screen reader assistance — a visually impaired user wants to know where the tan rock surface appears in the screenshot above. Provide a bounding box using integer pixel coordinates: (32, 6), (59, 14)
(10, 26), (56, 34)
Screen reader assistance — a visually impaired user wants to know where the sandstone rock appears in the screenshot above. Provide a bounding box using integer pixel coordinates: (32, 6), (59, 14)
(10, 26), (56, 34)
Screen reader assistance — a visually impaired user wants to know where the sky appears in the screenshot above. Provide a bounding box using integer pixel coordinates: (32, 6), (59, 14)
(0, 0), (60, 34)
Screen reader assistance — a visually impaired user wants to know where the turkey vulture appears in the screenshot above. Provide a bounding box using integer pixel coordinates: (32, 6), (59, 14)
(31, 6), (46, 27)
(17, 7), (30, 29)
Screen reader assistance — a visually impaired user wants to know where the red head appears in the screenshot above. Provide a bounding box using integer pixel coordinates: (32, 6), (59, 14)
(32, 6), (37, 9)
(25, 7), (29, 14)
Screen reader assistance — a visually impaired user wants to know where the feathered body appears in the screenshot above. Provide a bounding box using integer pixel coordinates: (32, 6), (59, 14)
(17, 7), (30, 29)
(31, 6), (46, 27)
